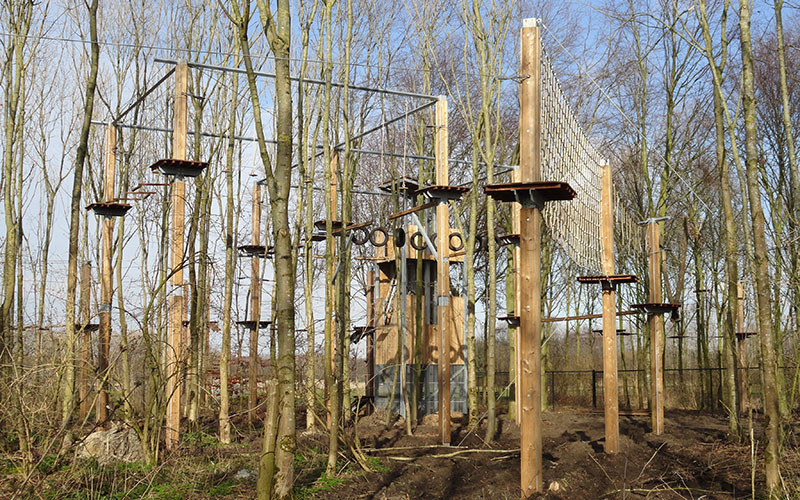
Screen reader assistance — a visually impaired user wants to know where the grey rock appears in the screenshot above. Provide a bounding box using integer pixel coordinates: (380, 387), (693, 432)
(76, 422), (146, 465)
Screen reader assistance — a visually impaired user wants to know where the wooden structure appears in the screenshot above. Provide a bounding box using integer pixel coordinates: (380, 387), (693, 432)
(370, 224), (467, 420)
(631, 219), (680, 436)
(150, 62), (208, 448)
(485, 19), (576, 497)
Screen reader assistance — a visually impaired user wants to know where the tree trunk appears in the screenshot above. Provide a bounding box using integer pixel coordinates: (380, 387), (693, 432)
(738, 1), (782, 491)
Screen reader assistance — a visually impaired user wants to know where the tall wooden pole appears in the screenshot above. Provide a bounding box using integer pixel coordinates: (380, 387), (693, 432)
(519, 18), (543, 496)
(512, 163), (522, 425)
(434, 97), (451, 445)
(647, 221), (664, 435)
(248, 184), (262, 424)
(166, 62), (188, 449)
(326, 152), (338, 429)
(736, 281), (749, 414)
(366, 270), (375, 400)
(79, 261), (92, 420)
(600, 164), (619, 453)
(97, 124), (116, 428)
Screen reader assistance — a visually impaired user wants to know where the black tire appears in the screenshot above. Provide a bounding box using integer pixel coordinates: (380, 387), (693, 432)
(369, 227), (388, 247)
(409, 231), (427, 251)
(352, 226), (370, 245)
(393, 227), (406, 247)
(448, 232), (464, 251)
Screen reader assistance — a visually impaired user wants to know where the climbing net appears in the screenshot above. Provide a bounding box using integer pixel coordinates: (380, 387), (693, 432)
(539, 49), (641, 273)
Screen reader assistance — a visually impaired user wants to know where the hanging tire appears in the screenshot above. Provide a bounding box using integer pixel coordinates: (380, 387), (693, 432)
(393, 227), (406, 247)
(369, 227), (388, 247)
(448, 232), (464, 251)
(409, 231), (427, 251)
(352, 226), (370, 245)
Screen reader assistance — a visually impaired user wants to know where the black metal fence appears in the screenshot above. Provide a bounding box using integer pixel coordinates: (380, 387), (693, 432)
(476, 366), (800, 411)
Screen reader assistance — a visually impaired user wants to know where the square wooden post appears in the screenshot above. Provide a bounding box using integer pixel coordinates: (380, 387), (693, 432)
(97, 124), (116, 428)
(434, 97), (452, 445)
(519, 18), (543, 497)
(599, 164), (619, 453)
(647, 221), (664, 435)
(166, 62), (188, 449)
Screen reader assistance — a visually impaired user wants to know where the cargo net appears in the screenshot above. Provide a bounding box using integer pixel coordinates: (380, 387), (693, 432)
(539, 49), (641, 273)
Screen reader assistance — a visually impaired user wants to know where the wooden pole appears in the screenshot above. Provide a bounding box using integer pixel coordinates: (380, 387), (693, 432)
(166, 62), (188, 449)
(79, 261), (91, 420)
(248, 184), (262, 424)
(97, 124), (116, 428)
(366, 270), (375, 400)
(647, 221), (664, 435)
(328, 151), (338, 376)
(512, 157), (522, 425)
(600, 163), (619, 453)
(434, 97), (451, 445)
(736, 281), (749, 414)
(519, 18), (543, 496)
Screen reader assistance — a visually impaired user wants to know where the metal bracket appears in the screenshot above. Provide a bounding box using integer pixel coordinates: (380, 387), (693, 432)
(99, 303), (112, 313)
(438, 296), (450, 307)
(514, 189), (545, 210)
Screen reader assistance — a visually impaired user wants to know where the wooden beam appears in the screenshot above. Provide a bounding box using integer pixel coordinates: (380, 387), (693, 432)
(388, 201), (437, 220)
(647, 221), (664, 435)
(435, 97), (452, 445)
(97, 124), (116, 429)
(600, 163), (619, 453)
(166, 62), (188, 449)
(519, 18), (543, 497)
(543, 310), (640, 323)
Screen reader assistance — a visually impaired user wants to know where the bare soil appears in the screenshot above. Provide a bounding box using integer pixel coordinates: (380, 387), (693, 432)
(311, 408), (800, 500)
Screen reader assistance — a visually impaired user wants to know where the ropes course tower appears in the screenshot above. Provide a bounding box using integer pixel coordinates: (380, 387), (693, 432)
(487, 19), (644, 497)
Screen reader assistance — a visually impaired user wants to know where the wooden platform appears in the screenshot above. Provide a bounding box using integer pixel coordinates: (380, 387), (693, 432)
(236, 320), (271, 330)
(415, 184), (470, 202)
(351, 326), (376, 343)
(87, 202), (132, 217)
(149, 158), (208, 178)
(379, 177), (420, 197)
(578, 274), (639, 291)
(75, 323), (100, 332)
(630, 303), (681, 315)
(736, 331), (757, 340)
(484, 181), (576, 208)
(498, 315), (520, 327)
(238, 244), (268, 258)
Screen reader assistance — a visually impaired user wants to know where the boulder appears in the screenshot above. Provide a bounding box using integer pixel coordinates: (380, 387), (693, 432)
(76, 422), (146, 465)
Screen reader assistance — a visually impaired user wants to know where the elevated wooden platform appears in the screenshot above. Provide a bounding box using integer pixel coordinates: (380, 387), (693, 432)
(736, 331), (757, 340)
(592, 329), (632, 336)
(76, 323), (100, 332)
(630, 302), (681, 316)
(238, 245), (268, 258)
(415, 184), (470, 202)
(149, 158), (208, 178)
(379, 177), (420, 197)
(236, 320), (271, 330)
(87, 202), (132, 218)
(484, 181), (576, 208)
(578, 274), (639, 291)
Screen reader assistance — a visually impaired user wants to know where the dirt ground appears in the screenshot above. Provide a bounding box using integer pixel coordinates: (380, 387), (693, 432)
(307, 408), (800, 500)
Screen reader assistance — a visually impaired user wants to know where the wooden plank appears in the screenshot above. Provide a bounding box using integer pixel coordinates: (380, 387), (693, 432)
(166, 62), (188, 449)
(519, 18), (543, 498)
(434, 97), (452, 446)
(647, 221), (664, 435)
(600, 163), (619, 454)
(388, 201), (437, 220)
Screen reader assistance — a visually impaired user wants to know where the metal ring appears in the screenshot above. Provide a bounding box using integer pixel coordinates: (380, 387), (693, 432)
(369, 227), (388, 247)
(448, 232), (464, 251)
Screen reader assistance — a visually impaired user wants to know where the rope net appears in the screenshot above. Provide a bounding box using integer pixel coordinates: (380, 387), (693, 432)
(539, 49), (641, 273)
